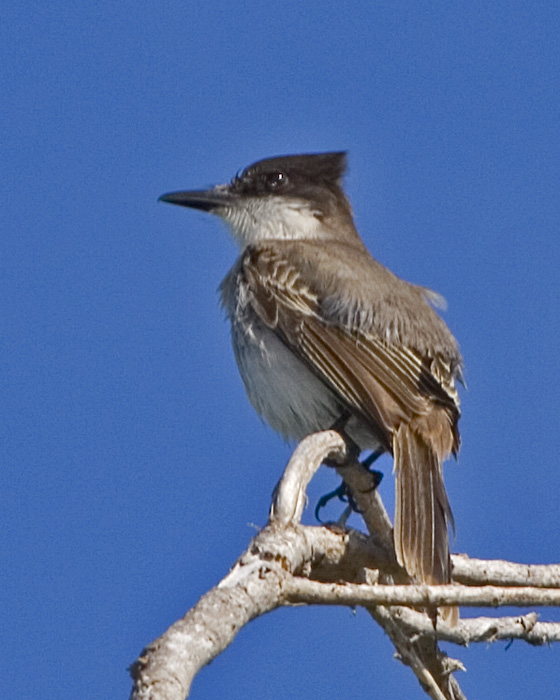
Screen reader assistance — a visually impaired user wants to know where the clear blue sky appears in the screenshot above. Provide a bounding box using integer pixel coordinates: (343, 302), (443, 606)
(3, 2), (560, 698)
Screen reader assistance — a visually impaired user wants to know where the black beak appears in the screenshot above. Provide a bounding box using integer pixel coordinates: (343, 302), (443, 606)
(158, 186), (235, 212)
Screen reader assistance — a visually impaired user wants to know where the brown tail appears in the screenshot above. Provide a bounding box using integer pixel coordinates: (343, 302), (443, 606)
(393, 423), (458, 625)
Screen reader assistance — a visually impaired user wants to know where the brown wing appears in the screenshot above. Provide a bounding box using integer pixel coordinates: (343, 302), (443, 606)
(242, 245), (459, 452)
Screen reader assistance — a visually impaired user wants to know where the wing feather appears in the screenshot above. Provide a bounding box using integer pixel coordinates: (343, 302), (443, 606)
(242, 246), (459, 447)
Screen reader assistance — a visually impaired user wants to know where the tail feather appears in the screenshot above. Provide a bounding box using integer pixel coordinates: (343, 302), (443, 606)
(394, 423), (458, 625)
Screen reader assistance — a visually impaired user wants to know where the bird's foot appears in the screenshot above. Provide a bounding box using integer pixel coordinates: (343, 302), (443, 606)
(315, 450), (384, 522)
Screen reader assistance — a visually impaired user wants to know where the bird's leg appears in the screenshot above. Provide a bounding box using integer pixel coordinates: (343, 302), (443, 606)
(314, 483), (353, 522)
(315, 414), (384, 522)
(324, 410), (360, 463)
(360, 449), (385, 491)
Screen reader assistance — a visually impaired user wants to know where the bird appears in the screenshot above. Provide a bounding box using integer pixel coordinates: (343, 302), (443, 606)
(159, 152), (462, 623)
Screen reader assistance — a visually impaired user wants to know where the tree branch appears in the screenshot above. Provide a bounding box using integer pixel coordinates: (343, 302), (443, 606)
(385, 607), (560, 645)
(284, 579), (560, 608)
(129, 431), (560, 700)
(452, 554), (560, 588)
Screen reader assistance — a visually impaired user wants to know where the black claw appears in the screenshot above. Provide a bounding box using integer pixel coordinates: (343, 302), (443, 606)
(368, 469), (384, 490)
(315, 449), (385, 522)
(315, 484), (349, 522)
(361, 450), (384, 492)
(314, 482), (362, 521)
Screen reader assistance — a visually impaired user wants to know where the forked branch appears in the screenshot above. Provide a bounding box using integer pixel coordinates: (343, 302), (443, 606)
(130, 431), (560, 700)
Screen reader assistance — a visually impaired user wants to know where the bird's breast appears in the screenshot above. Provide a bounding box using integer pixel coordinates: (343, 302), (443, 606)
(228, 308), (341, 441)
(219, 268), (380, 449)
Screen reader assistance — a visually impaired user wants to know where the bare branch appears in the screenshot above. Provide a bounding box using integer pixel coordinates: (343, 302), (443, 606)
(130, 576), (282, 700)
(270, 430), (347, 524)
(129, 431), (560, 700)
(335, 460), (396, 564)
(367, 604), (467, 700)
(452, 554), (560, 588)
(283, 578), (560, 608)
(130, 487), (375, 700)
(390, 608), (560, 645)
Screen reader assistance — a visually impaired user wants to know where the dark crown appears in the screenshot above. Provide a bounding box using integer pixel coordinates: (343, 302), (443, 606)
(232, 152), (348, 198)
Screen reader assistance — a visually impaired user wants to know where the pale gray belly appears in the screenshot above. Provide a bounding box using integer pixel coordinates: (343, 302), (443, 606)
(228, 313), (380, 450)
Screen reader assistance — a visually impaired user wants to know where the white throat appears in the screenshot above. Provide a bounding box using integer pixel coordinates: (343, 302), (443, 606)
(216, 196), (323, 247)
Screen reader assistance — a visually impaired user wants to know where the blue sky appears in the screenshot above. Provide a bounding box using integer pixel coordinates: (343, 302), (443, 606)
(3, 2), (560, 698)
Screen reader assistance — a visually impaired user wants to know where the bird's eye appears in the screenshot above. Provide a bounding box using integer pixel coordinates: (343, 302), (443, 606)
(265, 171), (288, 191)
